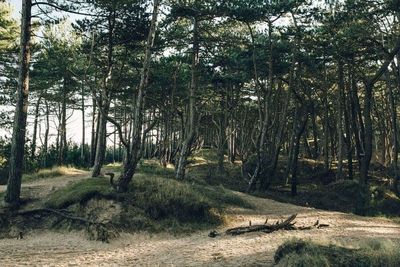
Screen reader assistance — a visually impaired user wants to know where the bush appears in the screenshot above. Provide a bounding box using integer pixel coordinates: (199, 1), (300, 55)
(274, 239), (400, 267)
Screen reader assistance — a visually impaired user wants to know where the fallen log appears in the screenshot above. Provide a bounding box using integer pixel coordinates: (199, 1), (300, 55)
(226, 214), (298, 235)
(209, 214), (329, 237)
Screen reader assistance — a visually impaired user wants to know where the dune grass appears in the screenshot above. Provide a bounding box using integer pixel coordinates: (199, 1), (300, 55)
(45, 178), (116, 209)
(44, 163), (252, 233)
(23, 166), (84, 182)
(274, 239), (400, 267)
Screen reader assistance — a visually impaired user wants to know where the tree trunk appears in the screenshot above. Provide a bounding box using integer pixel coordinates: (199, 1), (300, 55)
(42, 100), (50, 167)
(81, 82), (86, 164)
(291, 107), (308, 196)
(113, 0), (160, 191)
(176, 15), (199, 180)
(92, 102), (109, 177)
(58, 82), (67, 166)
(387, 70), (399, 195)
(217, 88), (228, 173)
(31, 96), (41, 160)
(356, 83), (373, 215)
(90, 97), (98, 166)
(356, 38), (400, 215)
(5, 0), (32, 205)
(92, 11), (116, 177)
(336, 60), (344, 180)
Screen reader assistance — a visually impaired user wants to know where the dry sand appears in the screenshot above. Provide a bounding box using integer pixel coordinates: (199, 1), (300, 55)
(1, 172), (400, 266)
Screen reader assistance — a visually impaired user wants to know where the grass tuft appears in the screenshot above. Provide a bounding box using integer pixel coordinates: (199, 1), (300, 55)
(23, 166), (84, 182)
(45, 178), (116, 209)
(274, 239), (400, 267)
(44, 168), (252, 233)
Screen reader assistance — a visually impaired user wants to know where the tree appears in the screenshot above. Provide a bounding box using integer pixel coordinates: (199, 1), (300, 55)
(4, 0), (32, 206)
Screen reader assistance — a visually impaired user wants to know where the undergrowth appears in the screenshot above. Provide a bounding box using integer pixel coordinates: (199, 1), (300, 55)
(274, 239), (400, 267)
(23, 166), (84, 182)
(44, 168), (252, 233)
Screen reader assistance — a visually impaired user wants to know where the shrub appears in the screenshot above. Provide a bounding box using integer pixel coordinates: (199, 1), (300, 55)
(274, 239), (400, 267)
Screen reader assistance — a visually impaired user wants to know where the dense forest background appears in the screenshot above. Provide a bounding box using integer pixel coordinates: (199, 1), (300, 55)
(0, 0), (400, 217)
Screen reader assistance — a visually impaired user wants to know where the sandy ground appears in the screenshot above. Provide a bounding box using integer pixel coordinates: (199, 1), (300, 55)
(1, 173), (400, 266)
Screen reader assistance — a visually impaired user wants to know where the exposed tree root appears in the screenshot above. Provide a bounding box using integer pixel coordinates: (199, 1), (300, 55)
(16, 208), (118, 242)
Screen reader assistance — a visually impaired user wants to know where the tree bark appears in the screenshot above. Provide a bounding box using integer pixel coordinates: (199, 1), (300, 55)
(31, 96), (41, 160)
(291, 107), (308, 196)
(336, 60), (344, 180)
(386, 70), (399, 195)
(5, 0), (32, 205)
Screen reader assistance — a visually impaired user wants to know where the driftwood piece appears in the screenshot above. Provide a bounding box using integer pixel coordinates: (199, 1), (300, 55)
(226, 214), (297, 236)
(210, 214), (329, 237)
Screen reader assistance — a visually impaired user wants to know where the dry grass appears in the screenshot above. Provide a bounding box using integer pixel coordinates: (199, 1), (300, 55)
(23, 166), (85, 182)
(274, 238), (400, 267)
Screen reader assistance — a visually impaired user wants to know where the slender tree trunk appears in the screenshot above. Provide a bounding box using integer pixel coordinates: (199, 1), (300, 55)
(387, 70), (399, 195)
(349, 65), (363, 167)
(336, 60), (345, 180)
(323, 70), (330, 171)
(247, 20), (273, 191)
(291, 107), (308, 196)
(31, 96), (41, 160)
(92, 102), (110, 177)
(343, 82), (353, 180)
(217, 88), (228, 173)
(92, 11), (116, 177)
(356, 83), (373, 215)
(5, 0), (32, 205)
(176, 16), (199, 180)
(113, 0), (160, 191)
(42, 100), (50, 168)
(58, 82), (67, 166)
(81, 83), (86, 163)
(311, 107), (319, 159)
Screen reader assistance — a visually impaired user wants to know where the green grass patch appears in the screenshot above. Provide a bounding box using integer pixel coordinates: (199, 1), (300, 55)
(44, 171), (252, 233)
(137, 160), (175, 176)
(23, 166), (84, 182)
(275, 239), (400, 267)
(45, 178), (116, 209)
(103, 163), (123, 173)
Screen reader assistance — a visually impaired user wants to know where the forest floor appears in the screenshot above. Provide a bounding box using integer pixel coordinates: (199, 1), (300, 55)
(0, 169), (400, 266)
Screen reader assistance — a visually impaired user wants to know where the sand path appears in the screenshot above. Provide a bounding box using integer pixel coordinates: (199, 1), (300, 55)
(0, 173), (399, 266)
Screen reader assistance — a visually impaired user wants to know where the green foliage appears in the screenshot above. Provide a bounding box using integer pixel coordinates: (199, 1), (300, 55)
(274, 239), (400, 267)
(0, 2), (18, 50)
